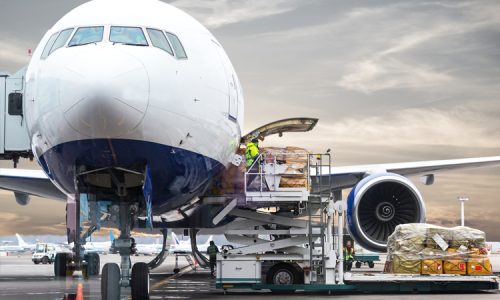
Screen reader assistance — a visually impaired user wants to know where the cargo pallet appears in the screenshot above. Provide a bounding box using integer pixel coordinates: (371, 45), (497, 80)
(214, 152), (499, 294)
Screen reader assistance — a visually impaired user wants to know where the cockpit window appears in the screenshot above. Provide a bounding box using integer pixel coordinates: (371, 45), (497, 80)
(146, 28), (173, 55)
(165, 32), (187, 59)
(41, 33), (59, 59)
(68, 26), (104, 47)
(110, 26), (148, 46)
(49, 28), (74, 55)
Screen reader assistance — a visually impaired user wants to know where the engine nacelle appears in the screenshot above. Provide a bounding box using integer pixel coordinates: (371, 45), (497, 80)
(14, 192), (30, 206)
(346, 173), (425, 252)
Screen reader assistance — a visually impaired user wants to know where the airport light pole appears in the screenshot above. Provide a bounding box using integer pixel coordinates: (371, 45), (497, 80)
(457, 196), (469, 227)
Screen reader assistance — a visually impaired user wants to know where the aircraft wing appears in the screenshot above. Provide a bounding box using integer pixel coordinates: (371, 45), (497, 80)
(0, 168), (66, 200)
(311, 156), (500, 191)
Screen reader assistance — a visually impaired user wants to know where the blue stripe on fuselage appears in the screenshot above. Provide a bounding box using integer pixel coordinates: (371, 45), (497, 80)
(38, 139), (224, 213)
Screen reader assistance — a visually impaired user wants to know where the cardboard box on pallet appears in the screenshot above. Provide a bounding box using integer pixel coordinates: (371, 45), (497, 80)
(421, 259), (443, 275)
(444, 259), (467, 275)
(467, 255), (492, 275)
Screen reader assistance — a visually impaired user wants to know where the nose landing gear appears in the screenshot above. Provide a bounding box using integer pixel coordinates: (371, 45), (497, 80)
(101, 202), (150, 300)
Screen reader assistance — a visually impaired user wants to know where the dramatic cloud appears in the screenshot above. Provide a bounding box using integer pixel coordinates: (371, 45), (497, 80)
(0, 39), (32, 73)
(0, 0), (500, 241)
(170, 0), (303, 28)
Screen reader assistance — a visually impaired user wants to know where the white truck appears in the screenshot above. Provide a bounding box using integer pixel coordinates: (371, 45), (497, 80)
(32, 243), (57, 265)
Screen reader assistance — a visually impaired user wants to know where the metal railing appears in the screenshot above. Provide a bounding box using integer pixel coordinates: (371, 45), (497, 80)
(244, 150), (310, 193)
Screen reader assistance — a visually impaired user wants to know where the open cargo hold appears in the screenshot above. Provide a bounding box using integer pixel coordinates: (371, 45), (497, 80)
(385, 224), (492, 276)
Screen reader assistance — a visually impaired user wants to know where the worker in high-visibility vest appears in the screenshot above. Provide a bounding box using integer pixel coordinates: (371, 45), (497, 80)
(207, 241), (219, 278)
(245, 138), (260, 189)
(344, 240), (355, 271)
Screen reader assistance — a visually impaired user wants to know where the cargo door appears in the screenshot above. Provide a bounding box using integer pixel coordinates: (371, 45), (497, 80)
(241, 117), (318, 144)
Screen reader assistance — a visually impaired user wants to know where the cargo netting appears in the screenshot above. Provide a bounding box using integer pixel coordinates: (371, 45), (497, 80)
(385, 224), (492, 275)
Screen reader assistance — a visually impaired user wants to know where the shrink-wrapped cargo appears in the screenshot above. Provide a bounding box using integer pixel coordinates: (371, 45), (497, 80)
(261, 146), (309, 188)
(385, 224), (491, 276)
(387, 224), (427, 253)
(391, 252), (421, 274)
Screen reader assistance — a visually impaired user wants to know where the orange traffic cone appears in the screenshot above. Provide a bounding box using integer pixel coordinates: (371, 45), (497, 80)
(76, 283), (83, 300)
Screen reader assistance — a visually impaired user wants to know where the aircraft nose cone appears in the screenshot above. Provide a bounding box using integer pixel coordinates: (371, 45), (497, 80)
(59, 46), (149, 138)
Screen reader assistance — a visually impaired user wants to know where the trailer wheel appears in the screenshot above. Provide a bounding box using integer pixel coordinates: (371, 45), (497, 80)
(266, 263), (300, 294)
(355, 261), (362, 269)
(368, 261), (375, 268)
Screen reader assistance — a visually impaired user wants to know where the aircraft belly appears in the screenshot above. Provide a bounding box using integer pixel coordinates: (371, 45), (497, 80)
(38, 138), (225, 212)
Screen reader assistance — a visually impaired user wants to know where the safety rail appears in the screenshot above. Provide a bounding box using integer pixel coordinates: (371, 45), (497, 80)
(243, 150), (331, 204)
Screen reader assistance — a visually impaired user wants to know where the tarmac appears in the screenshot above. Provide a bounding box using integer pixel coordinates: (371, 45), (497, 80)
(0, 253), (499, 299)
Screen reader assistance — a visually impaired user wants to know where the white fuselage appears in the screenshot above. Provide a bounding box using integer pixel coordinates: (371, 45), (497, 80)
(22, 0), (244, 215)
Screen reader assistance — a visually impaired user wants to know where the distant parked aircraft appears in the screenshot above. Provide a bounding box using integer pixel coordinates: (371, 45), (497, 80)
(486, 242), (500, 254)
(169, 232), (213, 254)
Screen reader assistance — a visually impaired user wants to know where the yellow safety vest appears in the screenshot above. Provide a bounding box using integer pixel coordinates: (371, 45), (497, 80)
(344, 248), (354, 260)
(245, 142), (259, 167)
(207, 245), (218, 257)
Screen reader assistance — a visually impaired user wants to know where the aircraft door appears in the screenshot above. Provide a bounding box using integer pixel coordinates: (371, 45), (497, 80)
(212, 42), (238, 121)
(228, 74), (238, 121)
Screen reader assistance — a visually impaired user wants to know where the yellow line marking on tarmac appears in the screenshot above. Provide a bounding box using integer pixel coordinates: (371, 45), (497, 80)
(151, 265), (195, 290)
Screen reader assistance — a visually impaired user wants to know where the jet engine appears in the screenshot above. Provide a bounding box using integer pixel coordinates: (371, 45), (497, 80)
(346, 173), (425, 252)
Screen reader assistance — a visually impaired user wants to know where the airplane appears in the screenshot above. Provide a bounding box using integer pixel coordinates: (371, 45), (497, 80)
(15, 233), (37, 252)
(84, 230), (115, 254)
(169, 232), (213, 254)
(135, 239), (163, 256)
(486, 242), (500, 254)
(0, 0), (499, 299)
(0, 236), (25, 253)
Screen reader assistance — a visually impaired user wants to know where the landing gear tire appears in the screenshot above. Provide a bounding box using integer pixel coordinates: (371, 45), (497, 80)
(355, 261), (362, 269)
(131, 262), (150, 300)
(42, 256), (49, 265)
(267, 263), (300, 294)
(102, 263), (120, 300)
(83, 252), (100, 278)
(368, 261), (375, 269)
(54, 253), (69, 277)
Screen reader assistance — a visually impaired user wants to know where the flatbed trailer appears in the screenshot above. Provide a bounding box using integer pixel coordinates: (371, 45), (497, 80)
(217, 273), (498, 293)
(353, 254), (380, 269)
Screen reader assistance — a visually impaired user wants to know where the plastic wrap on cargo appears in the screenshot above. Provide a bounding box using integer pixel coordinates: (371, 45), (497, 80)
(261, 146), (309, 188)
(385, 223), (491, 275)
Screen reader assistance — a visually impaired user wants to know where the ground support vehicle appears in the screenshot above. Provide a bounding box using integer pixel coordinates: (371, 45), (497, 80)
(32, 243), (57, 265)
(215, 152), (499, 294)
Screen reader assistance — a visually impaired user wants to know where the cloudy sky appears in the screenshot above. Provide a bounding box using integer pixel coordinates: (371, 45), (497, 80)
(1, 0), (500, 239)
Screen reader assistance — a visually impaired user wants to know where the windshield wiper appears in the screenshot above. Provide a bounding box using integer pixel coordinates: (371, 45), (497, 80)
(68, 42), (96, 47)
(112, 42), (148, 47)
